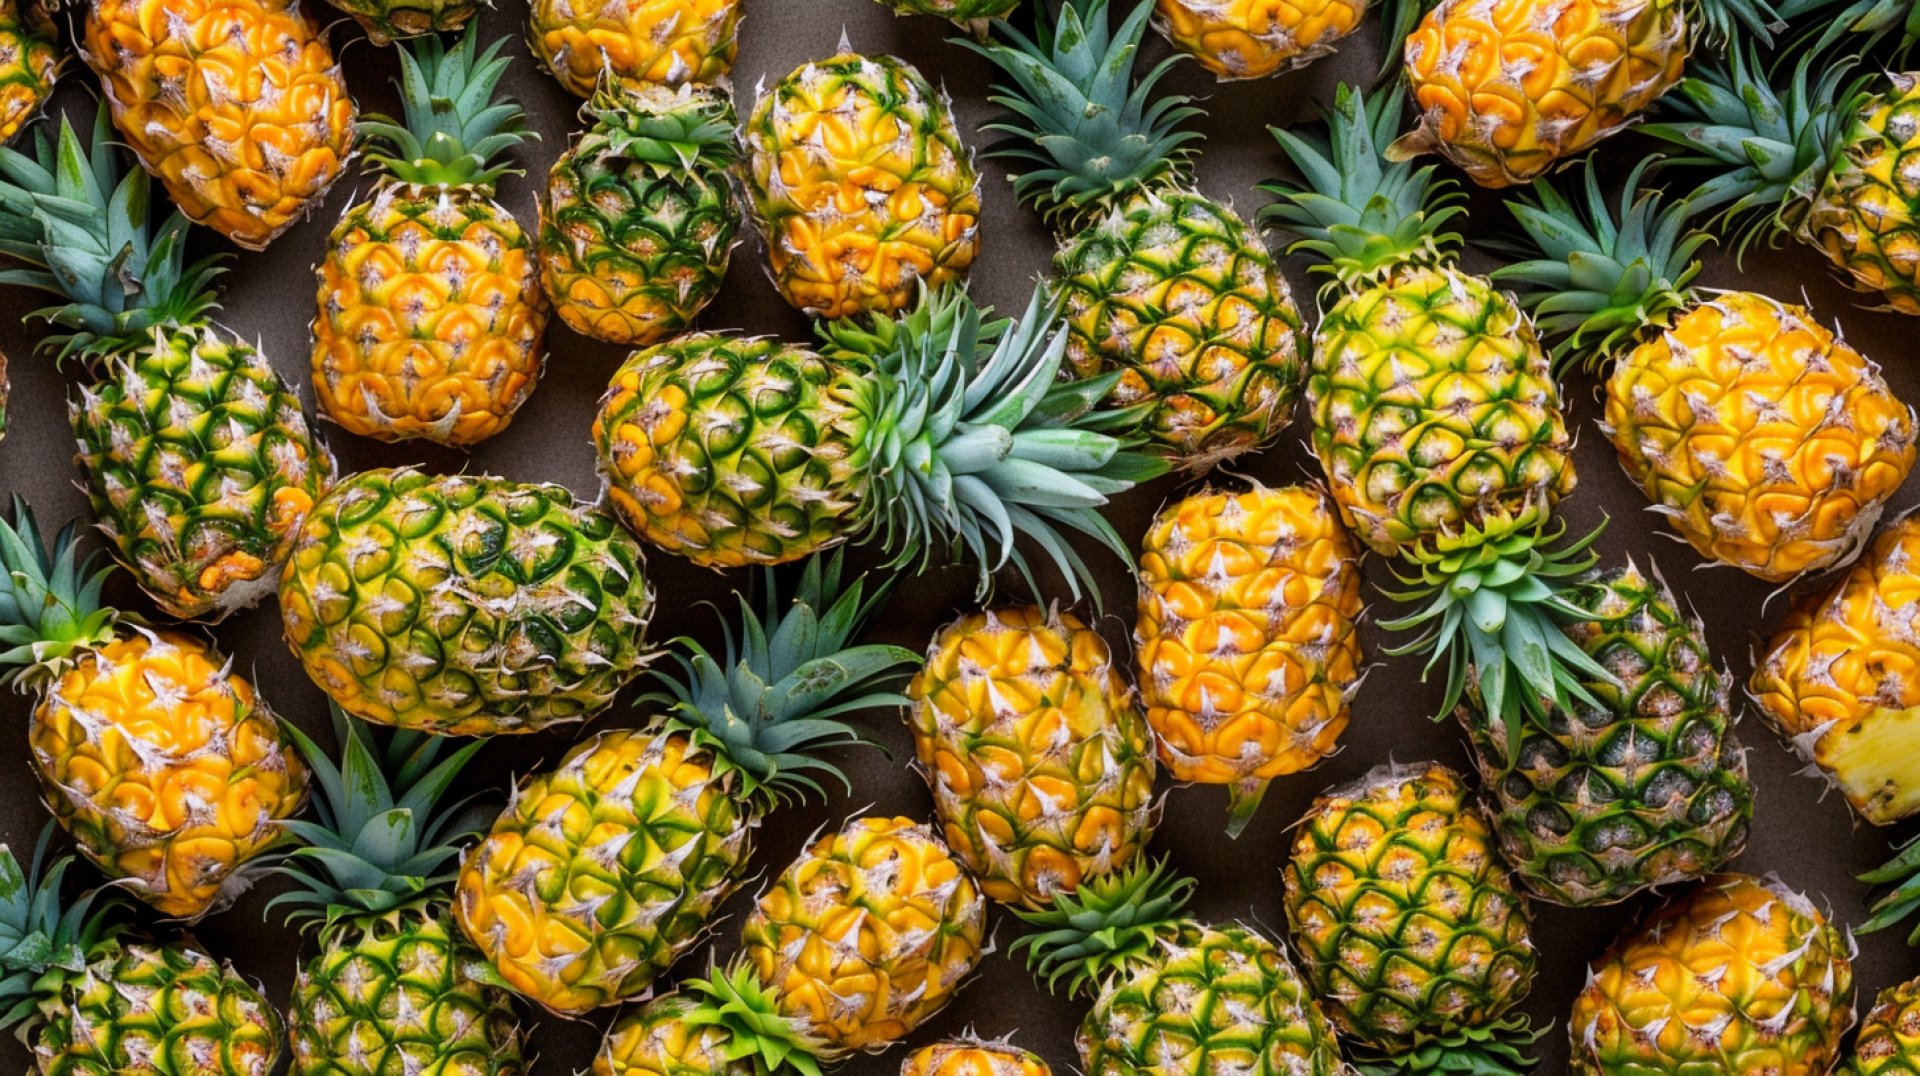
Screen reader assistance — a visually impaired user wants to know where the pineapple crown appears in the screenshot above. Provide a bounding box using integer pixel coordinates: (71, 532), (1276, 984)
(678, 963), (829, 1076)
(361, 24), (535, 191)
(821, 286), (1167, 606)
(1776, 0), (1920, 54)
(646, 553), (918, 811)
(1350, 1017), (1546, 1076)
(1260, 83), (1465, 288)
(583, 81), (740, 173)
(0, 828), (119, 1033)
(961, 0), (1202, 228)
(1009, 858), (1194, 998)
(0, 496), (120, 691)
(267, 708), (492, 932)
(1858, 828), (1920, 943)
(1490, 160), (1709, 369)
(0, 106), (223, 361)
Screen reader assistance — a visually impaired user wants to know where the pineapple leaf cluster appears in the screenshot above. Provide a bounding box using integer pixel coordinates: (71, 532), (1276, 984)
(1009, 858), (1194, 998)
(1860, 830), (1920, 943)
(681, 964), (829, 1076)
(0, 497), (118, 690)
(360, 24), (533, 190)
(0, 829), (114, 1030)
(586, 81), (740, 173)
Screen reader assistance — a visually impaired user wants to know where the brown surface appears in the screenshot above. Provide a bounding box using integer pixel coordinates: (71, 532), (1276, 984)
(1, 1), (1916, 1071)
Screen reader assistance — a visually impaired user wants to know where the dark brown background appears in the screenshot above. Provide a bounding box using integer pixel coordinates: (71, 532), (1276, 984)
(0, 0), (1912, 1071)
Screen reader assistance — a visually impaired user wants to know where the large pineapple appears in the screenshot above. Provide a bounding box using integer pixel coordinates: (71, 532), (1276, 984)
(278, 467), (654, 737)
(741, 815), (988, 1058)
(968, 0), (1306, 469)
(592, 287), (1164, 599)
(0, 107), (335, 622)
(908, 606), (1157, 908)
(273, 711), (526, 1074)
(0, 840), (285, 1073)
(1134, 482), (1363, 836)
(456, 556), (916, 1014)
(76, 0), (355, 251)
(0, 0), (56, 143)
(1283, 762), (1539, 1067)
(314, 27), (547, 448)
(1497, 162), (1916, 582)
(540, 82), (739, 347)
(1569, 873), (1855, 1074)
(529, 0), (740, 98)
(1751, 513), (1920, 824)
(1154, 0), (1367, 80)
(1013, 860), (1347, 1075)
(1846, 977), (1920, 1075)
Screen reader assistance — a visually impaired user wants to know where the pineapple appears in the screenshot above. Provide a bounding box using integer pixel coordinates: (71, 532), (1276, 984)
(529, 0), (739, 98)
(1845, 977), (1920, 1074)
(740, 815), (988, 1058)
(592, 286), (1164, 599)
(1283, 762), (1538, 1066)
(76, 0), (355, 251)
(591, 966), (828, 1076)
(0, 108), (336, 623)
(1134, 482), (1363, 836)
(0, 838), (285, 1073)
(1262, 85), (1606, 747)
(743, 49), (980, 321)
(278, 467), (654, 738)
(1154, 0), (1367, 80)
(1459, 564), (1753, 907)
(902, 1039), (1053, 1076)
(1497, 163), (1916, 582)
(1569, 873), (1855, 1074)
(272, 710), (527, 1074)
(1752, 513), (1920, 824)
(874, 0), (1020, 35)
(313, 27), (546, 449)
(539, 82), (739, 348)
(1012, 860), (1347, 1075)
(968, 0), (1307, 469)
(322, 0), (478, 43)
(0, 499), (308, 921)
(456, 556), (917, 1014)
(0, 0), (56, 143)
(908, 606), (1157, 907)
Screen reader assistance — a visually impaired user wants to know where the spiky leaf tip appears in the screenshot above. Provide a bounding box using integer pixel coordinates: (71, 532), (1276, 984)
(0, 496), (120, 690)
(1010, 858), (1194, 998)
(1352, 1016), (1547, 1075)
(1858, 828), (1920, 945)
(583, 81), (740, 174)
(0, 826), (120, 1032)
(361, 23), (536, 190)
(684, 963), (829, 1076)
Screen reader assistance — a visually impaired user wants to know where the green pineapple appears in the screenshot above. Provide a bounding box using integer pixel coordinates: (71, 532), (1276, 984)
(1847, 977), (1920, 1074)
(271, 710), (527, 1074)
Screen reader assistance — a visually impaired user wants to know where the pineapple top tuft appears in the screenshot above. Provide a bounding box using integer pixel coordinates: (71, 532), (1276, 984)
(1009, 857), (1196, 999)
(0, 496), (122, 691)
(0, 828), (121, 1033)
(583, 80), (740, 176)
(360, 23), (536, 192)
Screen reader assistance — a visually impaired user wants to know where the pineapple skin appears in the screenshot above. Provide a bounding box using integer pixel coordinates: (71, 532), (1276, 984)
(902, 1040), (1053, 1076)
(528, 0), (740, 97)
(322, 0), (480, 44)
(1153, 0), (1368, 81)
(1848, 977), (1920, 1075)
(592, 992), (757, 1076)
(1805, 72), (1920, 317)
(0, 0), (57, 143)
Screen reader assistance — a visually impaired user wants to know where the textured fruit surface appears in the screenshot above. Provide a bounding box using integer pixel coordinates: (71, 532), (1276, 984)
(529, 0), (739, 96)
(741, 816), (987, 1058)
(1460, 565), (1752, 906)
(322, 0), (479, 42)
(1056, 188), (1305, 467)
(909, 606), (1156, 907)
(79, 0), (354, 250)
(1396, 0), (1685, 187)
(0, 0), (56, 143)
(278, 468), (654, 736)
(1602, 291), (1916, 582)
(1805, 72), (1920, 316)
(74, 325), (334, 622)
(1753, 513), (1920, 824)
(1135, 484), (1362, 819)
(31, 630), (306, 920)
(314, 182), (547, 446)
(591, 991), (755, 1076)
(903, 1040), (1052, 1076)
(743, 52), (980, 320)
(1569, 873), (1855, 1074)
(1848, 977), (1920, 1075)
(1284, 761), (1536, 1048)
(1154, 0), (1366, 79)
(456, 729), (745, 1015)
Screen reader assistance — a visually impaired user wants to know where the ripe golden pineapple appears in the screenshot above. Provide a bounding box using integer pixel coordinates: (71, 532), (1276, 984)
(77, 0), (355, 251)
(741, 815), (988, 1058)
(908, 606), (1157, 908)
(1847, 977), (1920, 1075)
(1135, 483), (1363, 836)
(742, 51), (981, 320)
(529, 0), (739, 97)
(0, 0), (56, 143)
(0, 500), (307, 921)
(1154, 0), (1366, 80)
(902, 1039), (1052, 1076)
(1805, 72), (1920, 316)
(1569, 873), (1856, 1074)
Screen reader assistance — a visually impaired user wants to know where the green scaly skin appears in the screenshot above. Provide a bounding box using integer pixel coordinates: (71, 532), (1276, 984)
(1847, 978), (1920, 1074)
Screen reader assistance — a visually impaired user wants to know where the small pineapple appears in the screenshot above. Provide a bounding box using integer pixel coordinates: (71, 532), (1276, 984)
(1134, 483), (1363, 836)
(1569, 873), (1855, 1074)
(278, 468), (654, 737)
(1013, 860), (1347, 1075)
(742, 49), (981, 320)
(313, 26), (548, 448)
(0, 499), (307, 920)
(0, 0), (56, 143)
(1283, 762), (1538, 1066)
(902, 1039), (1053, 1076)
(540, 82), (739, 347)
(968, 0), (1307, 469)
(873, 0), (1020, 34)
(1845, 977), (1920, 1074)
(592, 967), (828, 1076)
(456, 556), (916, 1014)
(77, 0), (355, 250)
(273, 711), (527, 1074)
(909, 606), (1157, 907)
(1154, 0), (1367, 80)
(529, 0), (740, 97)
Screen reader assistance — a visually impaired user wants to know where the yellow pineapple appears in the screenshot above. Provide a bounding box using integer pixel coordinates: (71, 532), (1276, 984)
(529, 0), (739, 97)
(901, 1040), (1052, 1076)
(1154, 0), (1366, 80)
(0, 0), (56, 144)
(1135, 483), (1363, 836)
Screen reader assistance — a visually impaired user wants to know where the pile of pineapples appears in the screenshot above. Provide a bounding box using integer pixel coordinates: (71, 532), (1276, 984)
(9, 0), (1920, 1071)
